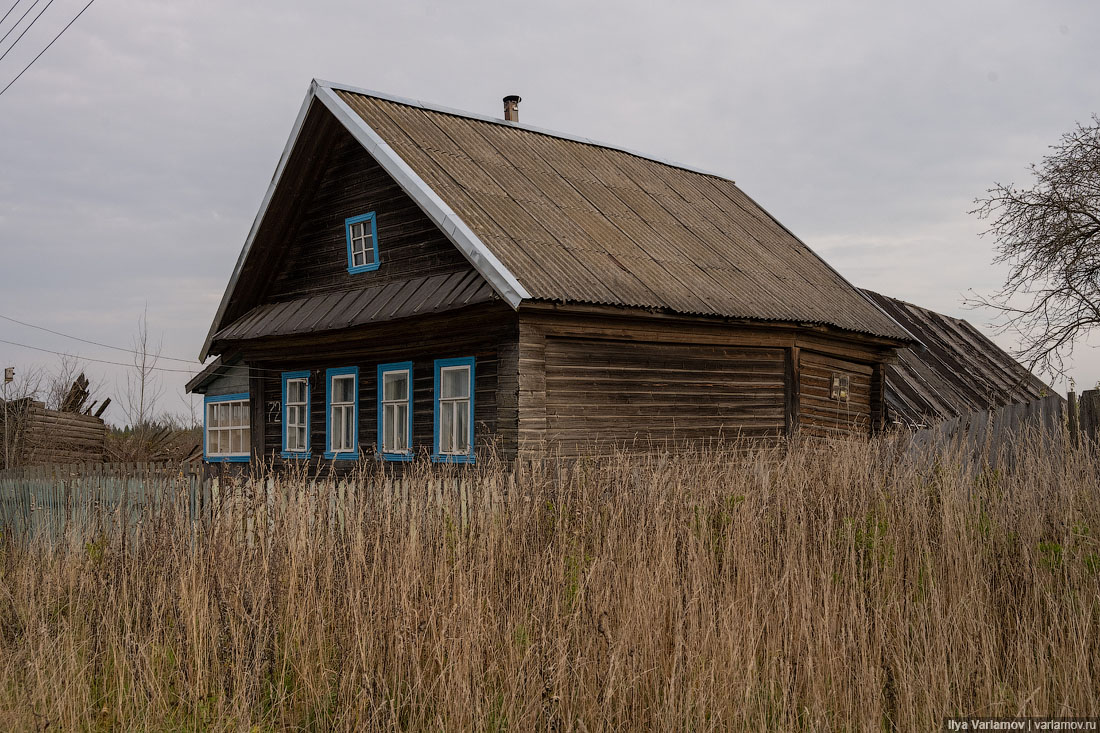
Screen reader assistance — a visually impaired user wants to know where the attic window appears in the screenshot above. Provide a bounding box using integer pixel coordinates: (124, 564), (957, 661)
(345, 212), (380, 274)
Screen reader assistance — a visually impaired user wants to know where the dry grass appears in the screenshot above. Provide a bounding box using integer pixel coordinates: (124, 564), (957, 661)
(0, 433), (1098, 731)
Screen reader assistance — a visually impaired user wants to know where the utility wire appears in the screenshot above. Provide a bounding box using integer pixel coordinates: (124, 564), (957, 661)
(0, 337), (201, 374)
(0, 312), (202, 364)
(0, 0), (57, 65)
(0, 318), (329, 378)
(0, 0), (96, 99)
(0, 0), (56, 64)
(0, 0), (24, 31)
(0, 0), (41, 47)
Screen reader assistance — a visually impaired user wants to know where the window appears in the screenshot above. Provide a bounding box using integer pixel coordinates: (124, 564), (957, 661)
(204, 393), (250, 462)
(345, 212), (379, 274)
(433, 357), (475, 463)
(378, 362), (413, 461)
(830, 373), (850, 401)
(281, 371), (310, 458)
(325, 367), (359, 459)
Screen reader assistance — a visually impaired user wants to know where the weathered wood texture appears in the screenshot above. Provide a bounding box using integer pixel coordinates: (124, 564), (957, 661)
(232, 304), (518, 467)
(512, 308), (896, 455)
(798, 351), (873, 438)
(542, 337), (786, 456)
(265, 124), (475, 304)
(0, 399), (107, 468)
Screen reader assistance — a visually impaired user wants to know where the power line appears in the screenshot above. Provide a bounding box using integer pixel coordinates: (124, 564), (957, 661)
(0, 0), (41, 48)
(0, 312), (203, 364)
(0, 0), (96, 99)
(0, 0), (24, 31)
(0, 0), (56, 65)
(0, 337), (201, 374)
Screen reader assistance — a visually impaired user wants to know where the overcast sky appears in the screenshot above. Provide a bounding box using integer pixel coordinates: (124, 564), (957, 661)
(1, 0), (1098, 424)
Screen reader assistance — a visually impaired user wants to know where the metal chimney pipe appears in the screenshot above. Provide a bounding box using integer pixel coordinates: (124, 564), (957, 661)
(503, 95), (521, 122)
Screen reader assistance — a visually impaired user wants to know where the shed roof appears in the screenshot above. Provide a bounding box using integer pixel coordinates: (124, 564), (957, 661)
(200, 80), (909, 359)
(861, 290), (1054, 426)
(215, 270), (495, 343)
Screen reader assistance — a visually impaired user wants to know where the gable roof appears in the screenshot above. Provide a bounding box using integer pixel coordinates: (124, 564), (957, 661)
(201, 80), (908, 359)
(861, 289), (1054, 426)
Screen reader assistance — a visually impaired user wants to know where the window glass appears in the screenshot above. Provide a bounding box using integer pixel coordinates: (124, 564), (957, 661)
(455, 404), (469, 452)
(442, 367), (469, 399)
(333, 375), (354, 404)
(384, 371), (408, 401)
(440, 403), (454, 453)
(205, 397), (249, 459)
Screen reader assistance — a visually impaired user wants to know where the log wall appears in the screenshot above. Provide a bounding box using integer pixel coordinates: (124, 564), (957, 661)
(232, 303), (518, 467)
(797, 351), (874, 438)
(1, 400), (107, 468)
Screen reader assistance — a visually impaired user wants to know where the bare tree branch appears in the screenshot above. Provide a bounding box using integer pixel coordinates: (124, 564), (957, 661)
(969, 114), (1100, 378)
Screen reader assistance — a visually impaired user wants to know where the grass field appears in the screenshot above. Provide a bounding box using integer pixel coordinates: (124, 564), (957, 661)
(1, 433), (1098, 730)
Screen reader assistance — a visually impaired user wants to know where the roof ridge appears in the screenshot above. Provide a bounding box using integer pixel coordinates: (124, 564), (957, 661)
(317, 79), (733, 182)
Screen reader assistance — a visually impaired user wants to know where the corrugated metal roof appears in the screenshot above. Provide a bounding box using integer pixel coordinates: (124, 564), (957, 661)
(861, 290), (1055, 426)
(214, 270), (495, 343)
(331, 87), (909, 341)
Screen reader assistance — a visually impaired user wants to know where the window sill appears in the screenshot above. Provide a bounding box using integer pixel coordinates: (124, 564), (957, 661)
(324, 451), (359, 461)
(431, 453), (475, 465)
(205, 455), (250, 463)
(280, 451), (312, 460)
(347, 263), (380, 275)
(379, 452), (413, 462)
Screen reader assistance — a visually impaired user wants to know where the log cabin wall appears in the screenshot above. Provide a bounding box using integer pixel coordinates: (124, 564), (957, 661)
(796, 350), (874, 438)
(263, 126), (476, 304)
(234, 303), (518, 468)
(0, 399), (107, 467)
(517, 306), (893, 456)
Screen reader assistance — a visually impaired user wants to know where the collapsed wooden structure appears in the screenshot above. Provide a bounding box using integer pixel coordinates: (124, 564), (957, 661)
(0, 398), (107, 469)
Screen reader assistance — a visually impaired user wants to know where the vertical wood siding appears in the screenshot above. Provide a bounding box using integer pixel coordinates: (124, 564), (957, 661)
(264, 127), (476, 303)
(798, 351), (873, 437)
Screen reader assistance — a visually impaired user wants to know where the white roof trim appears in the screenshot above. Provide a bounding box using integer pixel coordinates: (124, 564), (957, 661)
(314, 84), (530, 307)
(200, 80), (529, 361)
(316, 79), (732, 181)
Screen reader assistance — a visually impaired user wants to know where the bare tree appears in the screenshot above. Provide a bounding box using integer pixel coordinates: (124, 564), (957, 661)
(970, 115), (1100, 378)
(120, 308), (165, 433)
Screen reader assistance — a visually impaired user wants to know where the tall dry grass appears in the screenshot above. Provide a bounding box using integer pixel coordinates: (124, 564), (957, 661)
(0, 432), (1098, 730)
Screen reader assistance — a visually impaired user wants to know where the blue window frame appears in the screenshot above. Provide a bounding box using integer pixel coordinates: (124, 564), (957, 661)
(324, 367), (359, 460)
(345, 212), (380, 274)
(432, 357), (475, 464)
(204, 393), (250, 463)
(378, 361), (414, 461)
(281, 371), (311, 459)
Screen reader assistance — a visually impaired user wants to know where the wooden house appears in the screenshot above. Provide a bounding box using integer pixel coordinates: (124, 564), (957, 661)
(186, 80), (912, 466)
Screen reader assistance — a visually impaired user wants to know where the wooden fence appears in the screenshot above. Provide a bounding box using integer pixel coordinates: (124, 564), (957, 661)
(0, 462), (206, 540)
(0, 460), (511, 543)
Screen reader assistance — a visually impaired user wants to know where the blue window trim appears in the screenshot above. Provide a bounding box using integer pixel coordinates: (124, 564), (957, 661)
(324, 366), (360, 460)
(280, 370), (311, 460)
(432, 357), (475, 464)
(203, 392), (250, 463)
(345, 212), (380, 274)
(377, 361), (414, 462)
